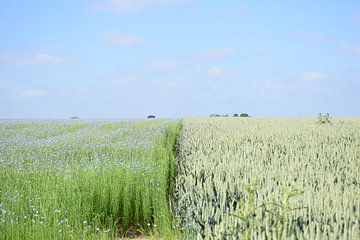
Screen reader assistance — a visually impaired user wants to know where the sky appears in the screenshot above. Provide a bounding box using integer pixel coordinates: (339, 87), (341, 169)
(0, 0), (359, 118)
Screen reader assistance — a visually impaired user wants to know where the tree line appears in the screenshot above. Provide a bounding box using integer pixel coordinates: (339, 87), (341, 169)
(210, 113), (250, 117)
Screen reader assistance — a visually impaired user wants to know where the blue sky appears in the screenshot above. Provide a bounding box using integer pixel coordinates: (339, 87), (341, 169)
(0, 0), (359, 118)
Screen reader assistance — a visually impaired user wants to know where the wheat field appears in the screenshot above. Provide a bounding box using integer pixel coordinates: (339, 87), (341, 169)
(175, 118), (360, 239)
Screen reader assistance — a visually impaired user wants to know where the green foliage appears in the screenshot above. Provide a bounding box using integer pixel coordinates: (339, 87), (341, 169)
(230, 184), (262, 240)
(229, 185), (306, 240)
(317, 112), (332, 124)
(262, 187), (306, 238)
(240, 113), (250, 117)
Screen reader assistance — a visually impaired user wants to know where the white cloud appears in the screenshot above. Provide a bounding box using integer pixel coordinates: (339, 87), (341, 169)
(208, 66), (228, 78)
(146, 61), (177, 69)
(29, 53), (65, 65)
(91, 0), (186, 13)
(103, 33), (145, 47)
(186, 65), (235, 79)
(0, 52), (66, 65)
(341, 44), (360, 56)
(196, 48), (236, 60)
(19, 89), (49, 98)
(294, 32), (331, 41)
(0, 85), (6, 92)
(301, 72), (327, 82)
(33, 53), (60, 65)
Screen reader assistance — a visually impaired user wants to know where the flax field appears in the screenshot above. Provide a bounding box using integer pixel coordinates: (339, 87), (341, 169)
(0, 119), (180, 239)
(175, 118), (360, 239)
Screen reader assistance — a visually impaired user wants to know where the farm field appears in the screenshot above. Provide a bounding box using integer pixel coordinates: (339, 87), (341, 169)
(0, 119), (180, 239)
(175, 118), (360, 239)
(2, 1), (359, 239)
(1, 117), (360, 240)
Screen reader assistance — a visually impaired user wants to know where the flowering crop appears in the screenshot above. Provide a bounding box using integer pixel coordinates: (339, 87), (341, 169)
(0, 119), (180, 239)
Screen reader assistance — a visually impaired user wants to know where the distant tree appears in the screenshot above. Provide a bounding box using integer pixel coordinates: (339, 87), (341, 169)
(240, 113), (250, 117)
(147, 115), (156, 119)
(233, 113), (239, 117)
(316, 113), (332, 125)
(222, 114), (229, 117)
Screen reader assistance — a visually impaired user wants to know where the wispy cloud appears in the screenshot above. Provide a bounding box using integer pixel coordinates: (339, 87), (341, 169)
(102, 33), (146, 47)
(300, 72), (327, 82)
(56, 86), (95, 97)
(0, 52), (67, 65)
(0, 85), (6, 92)
(28, 53), (65, 65)
(341, 44), (360, 56)
(195, 48), (236, 60)
(257, 83), (300, 92)
(90, 0), (187, 13)
(294, 32), (331, 41)
(146, 61), (177, 69)
(19, 89), (49, 98)
(0, 53), (18, 65)
(110, 74), (140, 85)
(186, 65), (235, 79)
(208, 66), (228, 78)
(258, 72), (328, 93)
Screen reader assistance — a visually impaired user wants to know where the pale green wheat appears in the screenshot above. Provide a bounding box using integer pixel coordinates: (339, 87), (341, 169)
(175, 118), (360, 239)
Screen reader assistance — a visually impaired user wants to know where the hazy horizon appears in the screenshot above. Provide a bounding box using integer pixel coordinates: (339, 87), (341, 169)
(1, 1), (360, 118)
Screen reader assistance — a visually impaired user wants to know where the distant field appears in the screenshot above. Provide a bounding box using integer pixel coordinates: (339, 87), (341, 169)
(0, 119), (180, 239)
(175, 118), (360, 239)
